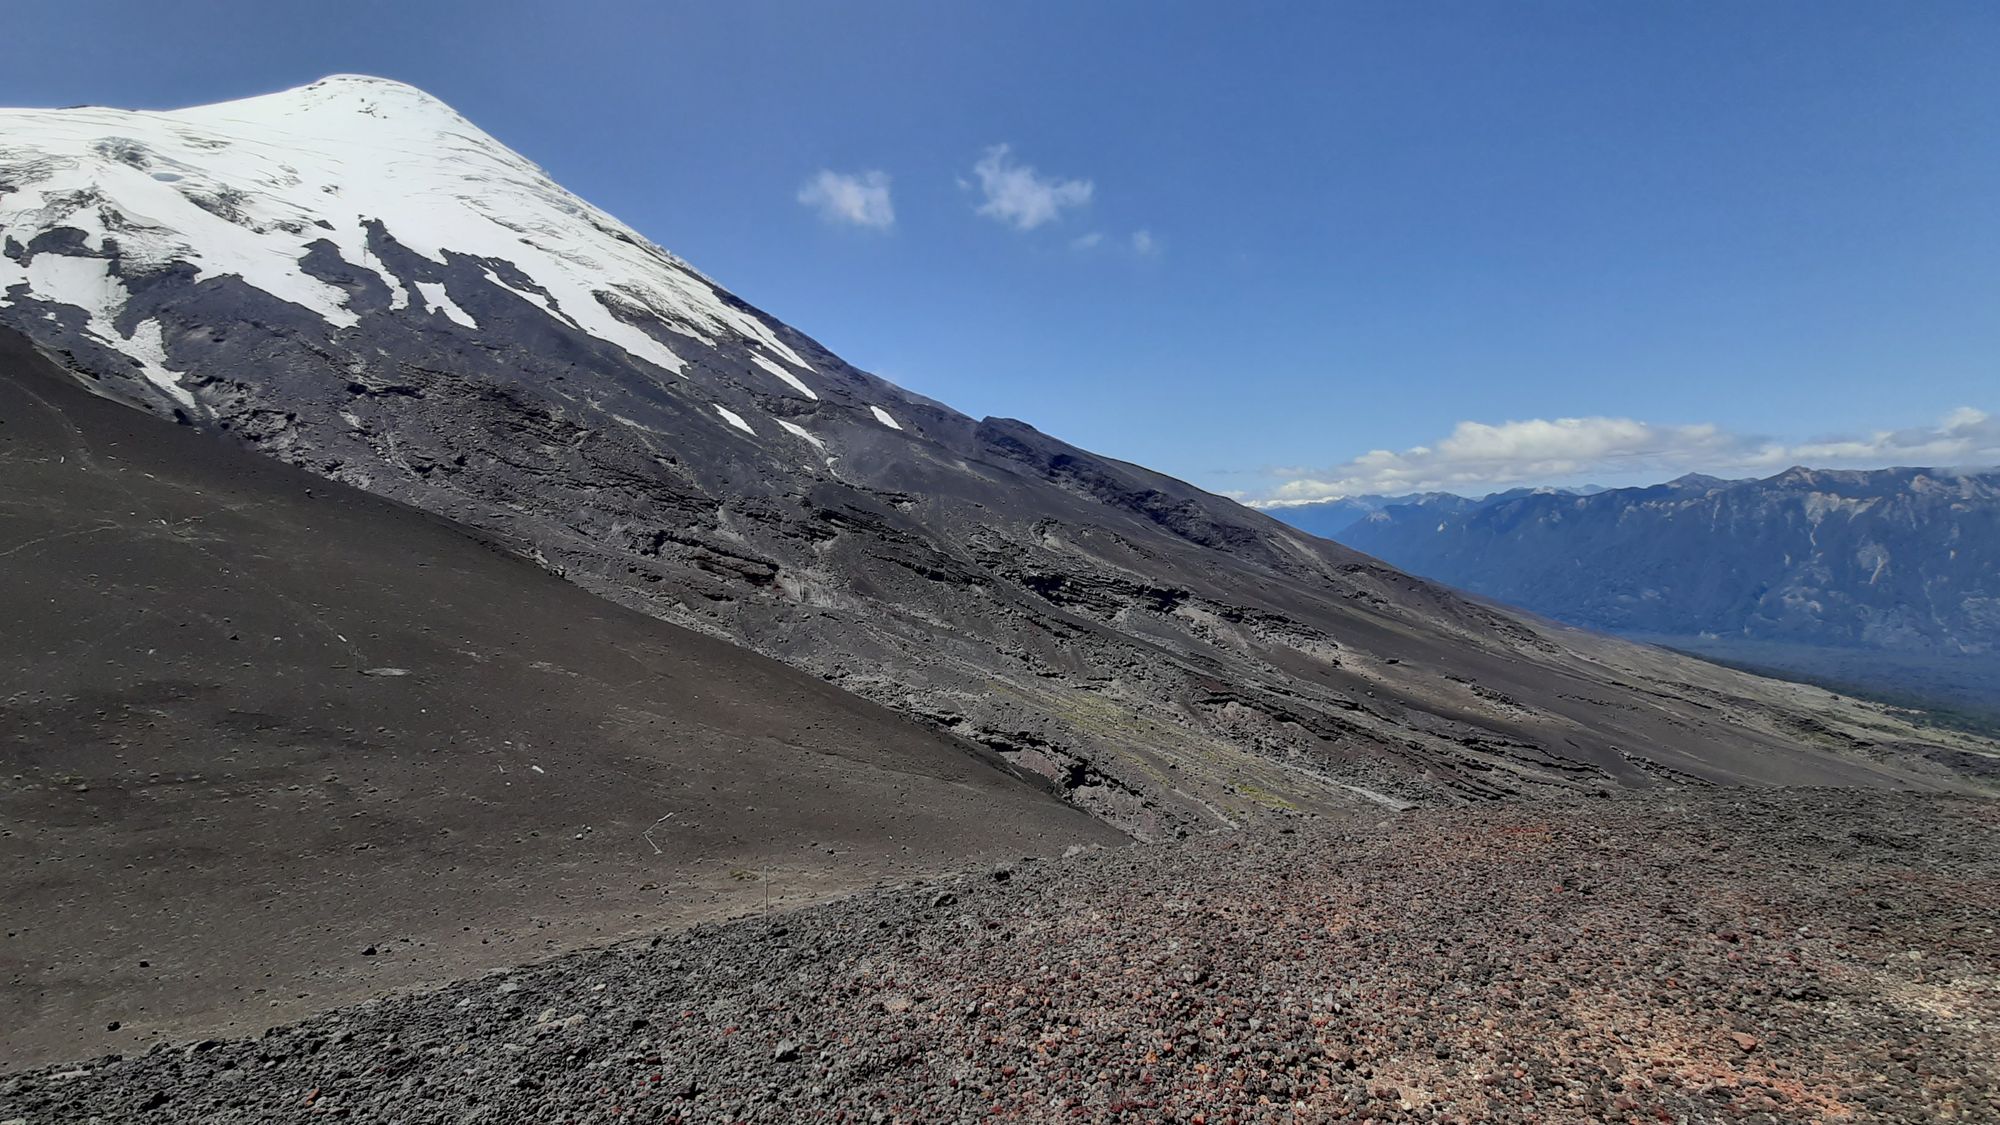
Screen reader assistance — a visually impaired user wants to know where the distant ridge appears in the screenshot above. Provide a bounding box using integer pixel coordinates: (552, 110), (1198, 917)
(1311, 465), (2000, 655)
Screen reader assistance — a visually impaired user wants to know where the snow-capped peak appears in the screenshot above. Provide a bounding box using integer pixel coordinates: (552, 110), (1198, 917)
(0, 74), (814, 399)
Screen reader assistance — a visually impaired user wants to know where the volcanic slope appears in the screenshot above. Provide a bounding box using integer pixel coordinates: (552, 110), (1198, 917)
(0, 77), (1989, 836)
(0, 329), (1123, 1068)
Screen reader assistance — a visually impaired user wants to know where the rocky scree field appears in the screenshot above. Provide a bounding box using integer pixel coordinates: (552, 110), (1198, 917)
(2, 789), (1994, 1124)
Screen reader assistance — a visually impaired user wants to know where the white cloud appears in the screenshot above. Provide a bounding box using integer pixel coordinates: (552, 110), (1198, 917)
(969, 144), (1092, 230)
(1248, 407), (2000, 508)
(1130, 229), (1158, 256)
(797, 169), (895, 229)
(1070, 231), (1105, 250)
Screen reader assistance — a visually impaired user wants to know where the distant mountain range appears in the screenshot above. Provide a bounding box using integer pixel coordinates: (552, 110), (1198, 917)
(1270, 467), (2000, 715)
(1268, 486), (1608, 541)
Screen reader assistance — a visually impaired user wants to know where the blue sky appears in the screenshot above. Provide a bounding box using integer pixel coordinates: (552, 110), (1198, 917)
(10, 2), (1999, 502)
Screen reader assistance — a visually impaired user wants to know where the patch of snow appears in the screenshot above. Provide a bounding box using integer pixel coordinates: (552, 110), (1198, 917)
(749, 352), (816, 399)
(713, 405), (755, 435)
(121, 319), (194, 408)
(23, 253), (125, 325)
(359, 240), (410, 310)
(1332, 782), (1416, 812)
(414, 280), (476, 329)
(483, 267), (574, 327)
(869, 405), (903, 430)
(775, 418), (826, 450)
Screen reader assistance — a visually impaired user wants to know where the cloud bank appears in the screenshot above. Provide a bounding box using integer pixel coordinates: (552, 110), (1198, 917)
(797, 169), (895, 229)
(1250, 407), (2000, 508)
(970, 144), (1092, 230)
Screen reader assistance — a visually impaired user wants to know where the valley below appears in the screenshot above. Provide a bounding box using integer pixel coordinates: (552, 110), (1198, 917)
(1628, 635), (2000, 739)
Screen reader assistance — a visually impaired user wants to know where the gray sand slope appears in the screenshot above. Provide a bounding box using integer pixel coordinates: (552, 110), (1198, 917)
(0, 330), (1122, 1067)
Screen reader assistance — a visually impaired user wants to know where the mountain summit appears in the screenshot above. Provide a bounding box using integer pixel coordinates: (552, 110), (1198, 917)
(0, 74), (819, 408)
(0, 79), (1977, 835)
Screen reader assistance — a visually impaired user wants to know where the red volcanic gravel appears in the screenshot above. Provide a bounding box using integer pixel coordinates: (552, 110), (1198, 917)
(3, 789), (1995, 1123)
